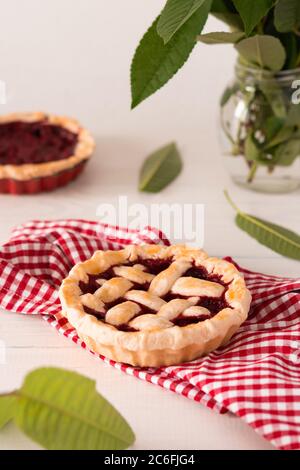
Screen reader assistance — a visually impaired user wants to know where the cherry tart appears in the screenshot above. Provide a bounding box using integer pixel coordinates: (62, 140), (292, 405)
(0, 112), (95, 194)
(59, 245), (251, 367)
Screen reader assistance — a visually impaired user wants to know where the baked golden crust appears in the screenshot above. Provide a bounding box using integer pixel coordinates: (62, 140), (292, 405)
(59, 245), (252, 367)
(0, 112), (95, 181)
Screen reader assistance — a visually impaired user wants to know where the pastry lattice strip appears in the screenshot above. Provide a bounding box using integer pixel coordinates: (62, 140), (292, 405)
(79, 259), (225, 331)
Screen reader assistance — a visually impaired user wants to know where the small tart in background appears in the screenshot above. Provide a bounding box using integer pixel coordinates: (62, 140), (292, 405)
(0, 112), (95, 194)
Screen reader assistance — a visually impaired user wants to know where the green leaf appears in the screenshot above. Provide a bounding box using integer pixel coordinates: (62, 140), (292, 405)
(232, 0), (275, 35)
(220, 82), (239, 107)
(281, 33), (298, 69)
(235, 35), (286, 71)
(287, 104), (300, 127)
(245, 134), (262, 161)
(274, 0), (300, 33)
(0, 395), (16, 429)
(265, 125), (295, 149)
(259, 81), (287, 118)
(274, 139), (300, 166)
(14, 368), (135, 450)
(198, 31), (244, 44)
(157, 0), (207, 43)
(244, 119), (295, 167)
(263, 116), (285, 142)
(139, 142), (182, 193)
(131, 1), (212, 109)
(225, 191), (300, 260)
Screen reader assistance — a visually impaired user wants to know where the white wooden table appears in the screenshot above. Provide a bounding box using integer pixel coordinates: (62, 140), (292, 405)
(0, 1), (299, 450)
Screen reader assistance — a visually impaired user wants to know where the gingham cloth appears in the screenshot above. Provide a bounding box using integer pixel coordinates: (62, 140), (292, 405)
(0, 220), (299, 450)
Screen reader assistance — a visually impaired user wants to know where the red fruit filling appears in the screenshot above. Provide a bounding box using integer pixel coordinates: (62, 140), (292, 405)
(0, 121), (78, 165)
(173, 315), (211, 327)
(83, 306), (105, 320)
(79, 258), (231, 330)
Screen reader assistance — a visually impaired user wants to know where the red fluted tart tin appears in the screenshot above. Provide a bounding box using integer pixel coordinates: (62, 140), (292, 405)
(0, 112), (95, 195)
(0, 161), (88, 195)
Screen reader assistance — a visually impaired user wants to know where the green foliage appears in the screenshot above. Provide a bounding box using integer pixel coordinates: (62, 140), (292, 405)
(263, 116), (285, 142)
(232, 0), (276, 36)
(235, 35), (286, 71)
(0, 396), (16, 429)
(198, 31), (244, 44)
(157, 0), (207, 43)
(281, 33), (298, 69)
(220, 83), (240, 106)
(287, 103), (300, 126)
(265, 125), (295, 149)
(132, 0), (300, 178)
(225, 192), (300, 260)
(274, 0), (300, 33)
(244, 134), (261, 162)
(274, 138), (300, 166)
(131, 2), (211, 108)
(131, 0), (300, 107)
(139, 142), (182, 193)
(0, 368), (135, 450)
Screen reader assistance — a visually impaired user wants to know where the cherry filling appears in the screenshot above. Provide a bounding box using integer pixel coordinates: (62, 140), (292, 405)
(173, 315), (211, 327)
(79, 258), (231, 330)
(183, 266), (227, 286)
(79, 273), (111, 295)
(137, 257), (173, 275)
(83, 306), (105, 319)
(0, 121), (78, 165)
(117, 324), (137, 333)
(199, 295), (228, 314)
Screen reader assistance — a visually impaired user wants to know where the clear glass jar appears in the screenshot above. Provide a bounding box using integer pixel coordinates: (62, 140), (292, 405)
(220, 63), (300, 193)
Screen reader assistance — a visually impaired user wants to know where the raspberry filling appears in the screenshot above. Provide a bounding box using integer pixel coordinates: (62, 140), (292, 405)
(79, 258), (231, 330)
(0, 121), (78, 165)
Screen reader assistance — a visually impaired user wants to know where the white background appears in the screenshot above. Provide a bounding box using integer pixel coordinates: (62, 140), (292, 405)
(0, 0), (299, 450)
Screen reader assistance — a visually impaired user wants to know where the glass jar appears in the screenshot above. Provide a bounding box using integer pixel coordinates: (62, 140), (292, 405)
(220, 63), (300, 193)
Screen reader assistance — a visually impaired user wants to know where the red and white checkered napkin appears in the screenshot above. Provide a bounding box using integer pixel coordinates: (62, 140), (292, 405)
(0, 220), (299, 450)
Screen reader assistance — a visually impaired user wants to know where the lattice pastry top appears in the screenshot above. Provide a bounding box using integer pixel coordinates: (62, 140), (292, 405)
(59, 245), (251, 367)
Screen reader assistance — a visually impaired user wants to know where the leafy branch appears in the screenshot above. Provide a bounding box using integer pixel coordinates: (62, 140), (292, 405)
(130, 1), (300, 184)
(131, 0), (300, 108)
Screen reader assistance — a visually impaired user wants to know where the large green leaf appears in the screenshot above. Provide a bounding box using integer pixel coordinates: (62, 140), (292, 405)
(232, 0), (276, 35)
(274, 0), (300, 33)
(235, 35), (286, 71)
(0, 395), (16, 429)
(157, 0), (207, 43)
(139, 142), (182, 193)
(225, 192), (300, 260)
(131, 1), (211, 109)
(14, 368), (135, 450)
(198, 31), (244, 44)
